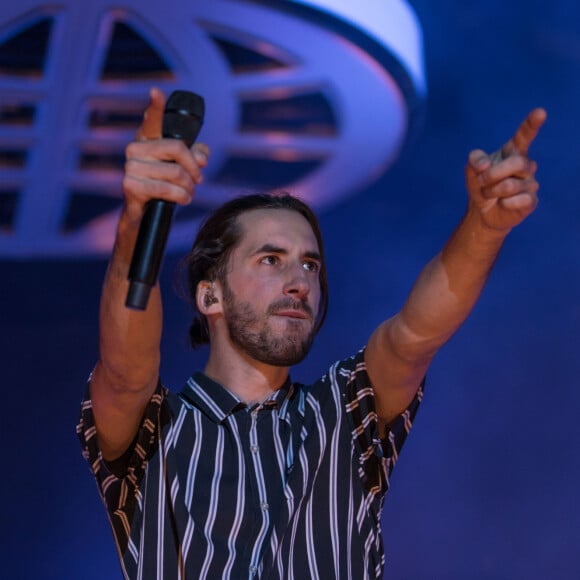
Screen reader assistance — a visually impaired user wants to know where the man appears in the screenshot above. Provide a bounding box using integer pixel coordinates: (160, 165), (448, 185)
(78, 87), (546, 579)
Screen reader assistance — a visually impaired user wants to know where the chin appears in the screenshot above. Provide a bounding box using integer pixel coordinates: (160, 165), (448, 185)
(273, 316), (311, 333)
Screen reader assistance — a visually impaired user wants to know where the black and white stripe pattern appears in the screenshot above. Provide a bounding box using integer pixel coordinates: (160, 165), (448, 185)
(78, 349), (423, 579)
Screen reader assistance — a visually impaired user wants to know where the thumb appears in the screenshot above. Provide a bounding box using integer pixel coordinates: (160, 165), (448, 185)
(135, 87), (166, 141)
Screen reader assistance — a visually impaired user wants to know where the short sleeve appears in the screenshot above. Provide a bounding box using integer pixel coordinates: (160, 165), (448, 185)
(343, 349), (424, 496)
(76, 377), (170, 552)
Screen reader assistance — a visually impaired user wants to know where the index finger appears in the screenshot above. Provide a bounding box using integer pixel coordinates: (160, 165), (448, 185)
(504, 108), (547, 157)
(135, 87), (166, 141)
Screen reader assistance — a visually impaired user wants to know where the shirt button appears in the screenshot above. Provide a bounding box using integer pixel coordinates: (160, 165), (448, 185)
(249, 565), (257, 575)
(261, 501), (269, 511)
(250, 445), (259, 454)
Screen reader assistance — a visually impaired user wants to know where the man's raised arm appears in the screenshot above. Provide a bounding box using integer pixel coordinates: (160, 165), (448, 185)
(366, 108), (547, 428)
(90, 88), (209, 460)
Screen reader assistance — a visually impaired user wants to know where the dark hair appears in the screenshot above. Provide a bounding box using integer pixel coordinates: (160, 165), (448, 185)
(181, 192), (329, 348)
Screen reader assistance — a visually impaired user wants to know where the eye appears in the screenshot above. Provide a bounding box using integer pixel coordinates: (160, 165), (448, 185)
(260, 255), (279, 266)
(303, 260), (320, 273)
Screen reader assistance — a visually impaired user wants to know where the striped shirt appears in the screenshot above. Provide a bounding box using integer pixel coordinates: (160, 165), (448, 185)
(77, 349), (422, 579)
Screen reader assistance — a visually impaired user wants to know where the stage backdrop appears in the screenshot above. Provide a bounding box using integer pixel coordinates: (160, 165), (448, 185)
(1, 0), (579, 578)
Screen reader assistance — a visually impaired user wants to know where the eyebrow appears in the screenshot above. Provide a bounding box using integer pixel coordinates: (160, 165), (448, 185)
(253, 243), (321, 262)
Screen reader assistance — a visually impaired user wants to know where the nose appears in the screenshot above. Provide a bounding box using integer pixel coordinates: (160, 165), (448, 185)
(283, 263), (310, 300)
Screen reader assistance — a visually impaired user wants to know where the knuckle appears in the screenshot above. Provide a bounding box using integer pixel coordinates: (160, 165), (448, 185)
(125, 142), (139, 158)
(124, 158), (137, 174)
(508, 154), (525, 172)
(168, 139), (187, 156)
(170, 163), (194, 189)
(507, 179), (518, 194)
(482, 186), (495, 200)
(517, 156), (530, 171)
(122, 174), (144, 202)
(122, 173), (133, 193)
(175, 186), (193, 205)
(168, 162), (184, 180)
(150, 180), (170, 199)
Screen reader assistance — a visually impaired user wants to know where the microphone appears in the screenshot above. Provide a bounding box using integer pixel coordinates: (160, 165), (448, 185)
(126, 90), (205, 310)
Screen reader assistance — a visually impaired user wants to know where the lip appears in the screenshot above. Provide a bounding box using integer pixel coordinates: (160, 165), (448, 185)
(273, 310), (310, 320)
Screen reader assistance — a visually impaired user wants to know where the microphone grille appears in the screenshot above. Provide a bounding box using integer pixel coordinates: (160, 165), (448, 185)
(163, 90), (205, 146)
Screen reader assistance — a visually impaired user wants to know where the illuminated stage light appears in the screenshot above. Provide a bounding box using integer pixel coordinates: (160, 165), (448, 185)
(0, 0), (425, 257)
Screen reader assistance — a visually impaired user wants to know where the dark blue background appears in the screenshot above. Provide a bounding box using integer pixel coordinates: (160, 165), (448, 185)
(2, 1), (579, 578)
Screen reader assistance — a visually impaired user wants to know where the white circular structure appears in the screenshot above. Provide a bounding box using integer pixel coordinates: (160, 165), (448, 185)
(0, 0), (425, 257)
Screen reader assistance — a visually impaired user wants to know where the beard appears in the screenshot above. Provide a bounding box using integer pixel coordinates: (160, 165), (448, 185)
(222, 280), (316, 366)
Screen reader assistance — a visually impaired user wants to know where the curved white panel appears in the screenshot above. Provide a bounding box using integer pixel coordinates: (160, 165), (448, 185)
(0, 0), (425, 257)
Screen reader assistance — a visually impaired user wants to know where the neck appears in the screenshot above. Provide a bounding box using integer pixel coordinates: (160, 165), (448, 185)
(204, 340), (289, 405)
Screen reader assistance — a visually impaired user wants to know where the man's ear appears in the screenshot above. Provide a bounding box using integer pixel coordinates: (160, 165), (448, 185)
(196, 280), (223, 315)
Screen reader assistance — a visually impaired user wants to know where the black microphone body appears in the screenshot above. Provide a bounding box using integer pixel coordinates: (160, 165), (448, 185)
(126, 91), (205, 310)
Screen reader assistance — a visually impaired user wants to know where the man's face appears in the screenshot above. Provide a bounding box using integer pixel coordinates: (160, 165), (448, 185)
(221, 208), (322, 366)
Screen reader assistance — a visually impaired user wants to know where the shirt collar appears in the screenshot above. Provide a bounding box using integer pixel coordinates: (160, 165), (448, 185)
(181, 372), (294, 424)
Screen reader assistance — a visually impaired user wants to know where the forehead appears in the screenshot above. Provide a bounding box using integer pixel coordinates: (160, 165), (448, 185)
(235, 208), (320, 252)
